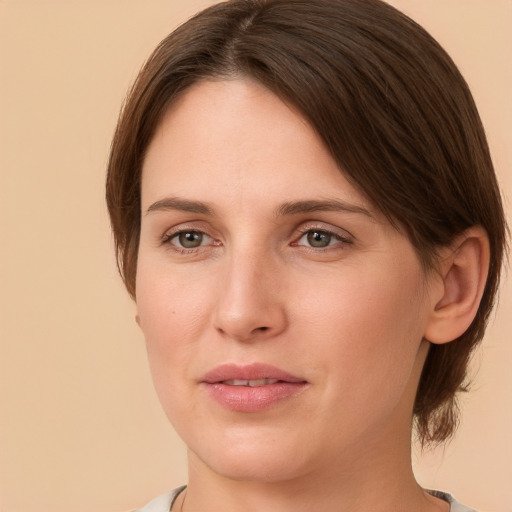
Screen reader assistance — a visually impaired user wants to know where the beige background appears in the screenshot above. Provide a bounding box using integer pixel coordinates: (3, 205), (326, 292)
(0, 1), (510, 511)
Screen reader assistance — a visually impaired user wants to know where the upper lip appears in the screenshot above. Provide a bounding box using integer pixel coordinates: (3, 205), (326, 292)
(201, 363), (306, 384)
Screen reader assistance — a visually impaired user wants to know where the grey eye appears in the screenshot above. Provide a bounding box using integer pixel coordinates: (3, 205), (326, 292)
(305, 230), (333, 248)
(177, 231), (204, 248)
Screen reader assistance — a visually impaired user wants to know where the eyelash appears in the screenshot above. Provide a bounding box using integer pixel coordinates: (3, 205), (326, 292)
(161, 225), (353, 253)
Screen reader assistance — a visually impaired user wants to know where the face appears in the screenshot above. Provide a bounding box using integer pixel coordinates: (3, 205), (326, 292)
(137, 79), (438, 483)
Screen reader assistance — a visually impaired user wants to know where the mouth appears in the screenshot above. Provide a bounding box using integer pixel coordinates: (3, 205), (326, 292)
(221, 378), (280, 386)
(201, 363), (308, 412)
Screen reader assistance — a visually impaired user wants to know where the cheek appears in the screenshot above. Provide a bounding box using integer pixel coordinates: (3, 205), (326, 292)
(295, 262), (428, 396)
(296, 259), (425, 337)
(137, 255), (213, 330)
(135, 260), (215, 388)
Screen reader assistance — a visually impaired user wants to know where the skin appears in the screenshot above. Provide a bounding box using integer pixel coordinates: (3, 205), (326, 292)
(136, 79), (450, 512)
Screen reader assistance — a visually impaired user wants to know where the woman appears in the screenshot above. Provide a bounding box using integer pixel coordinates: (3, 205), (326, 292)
(106, 0), (507, 511)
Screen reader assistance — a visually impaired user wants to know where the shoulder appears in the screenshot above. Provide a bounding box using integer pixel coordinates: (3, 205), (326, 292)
(427, 490), (478, 512)
(132, 486), (186, 512)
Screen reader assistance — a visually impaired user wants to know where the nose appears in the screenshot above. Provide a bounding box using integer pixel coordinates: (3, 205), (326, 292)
(212, 250), (288, 343)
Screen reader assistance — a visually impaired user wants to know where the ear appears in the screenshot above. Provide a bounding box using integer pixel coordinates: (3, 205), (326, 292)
(424, 226), (490, 345)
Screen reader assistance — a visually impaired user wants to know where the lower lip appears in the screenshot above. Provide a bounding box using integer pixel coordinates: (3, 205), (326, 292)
(203, 382), (307, 412)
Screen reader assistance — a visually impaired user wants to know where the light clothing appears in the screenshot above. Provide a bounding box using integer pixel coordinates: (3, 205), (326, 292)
(134, 486), (185, 512)
(428, 490), (478, 512)
(134, 486), (478, 512)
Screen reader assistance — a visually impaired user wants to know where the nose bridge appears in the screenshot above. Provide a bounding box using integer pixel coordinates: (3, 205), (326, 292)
(213, 242), (287, 342)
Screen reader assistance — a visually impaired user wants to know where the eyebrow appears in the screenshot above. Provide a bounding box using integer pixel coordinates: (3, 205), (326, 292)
(276, 199), (373, 218)
(146, 197), (214, 216)
(145, 197), (373, 219)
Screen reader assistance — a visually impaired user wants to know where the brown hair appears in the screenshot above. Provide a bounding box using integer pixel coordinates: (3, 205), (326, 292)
(106, 0), (507, 445)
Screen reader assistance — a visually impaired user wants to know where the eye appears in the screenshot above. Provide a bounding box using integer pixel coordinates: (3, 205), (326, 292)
(295, 229), (348, 249)
(166, 230), (213, 249)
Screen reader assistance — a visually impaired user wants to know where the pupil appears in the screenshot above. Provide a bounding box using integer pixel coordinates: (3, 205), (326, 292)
(179, 231), (202, 248)
(307, 230), (330, 247)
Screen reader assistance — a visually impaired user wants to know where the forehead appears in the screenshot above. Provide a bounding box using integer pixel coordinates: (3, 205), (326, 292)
(141, 79), (374, 215)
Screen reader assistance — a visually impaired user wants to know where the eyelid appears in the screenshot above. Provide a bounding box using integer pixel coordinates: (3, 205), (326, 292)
(160, 220), (215, 240)
(294, 221), (354, 241)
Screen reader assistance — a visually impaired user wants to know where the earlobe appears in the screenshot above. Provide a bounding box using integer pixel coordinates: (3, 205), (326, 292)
(424, 226), (490, 345)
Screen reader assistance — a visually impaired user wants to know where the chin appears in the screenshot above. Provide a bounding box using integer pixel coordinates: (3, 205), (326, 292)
(204, 450), (307, 483)
(185, 424), (314, 484)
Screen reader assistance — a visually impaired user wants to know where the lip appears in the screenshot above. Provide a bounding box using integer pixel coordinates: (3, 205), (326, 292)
(201, 363), (308, 412)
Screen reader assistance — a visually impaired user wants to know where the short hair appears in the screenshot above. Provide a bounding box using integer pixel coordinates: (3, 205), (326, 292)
(106, 0), (507, 446)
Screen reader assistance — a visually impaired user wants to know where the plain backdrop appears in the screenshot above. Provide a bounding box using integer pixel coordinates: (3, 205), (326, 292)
(0, 1), (511, 511)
